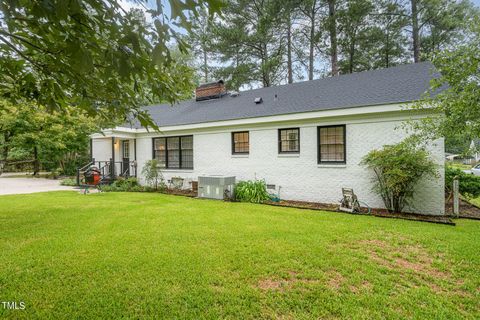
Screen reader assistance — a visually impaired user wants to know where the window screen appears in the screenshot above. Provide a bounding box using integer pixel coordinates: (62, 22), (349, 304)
(318, 125), (346, 163)
(153, 136), (193, 169)
(279, 128), (300, 153)
(232, 131), (249, 154)
(123, 141), (130, 158)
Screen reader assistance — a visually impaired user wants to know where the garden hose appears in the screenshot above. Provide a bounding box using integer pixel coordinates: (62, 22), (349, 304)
(358, 201), (372, 214)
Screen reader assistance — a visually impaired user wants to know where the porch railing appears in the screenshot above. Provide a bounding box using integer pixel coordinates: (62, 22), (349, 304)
(77, 158), (137, 186)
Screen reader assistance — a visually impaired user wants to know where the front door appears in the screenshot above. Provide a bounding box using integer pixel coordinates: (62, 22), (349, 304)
(122, 140), (130, 176)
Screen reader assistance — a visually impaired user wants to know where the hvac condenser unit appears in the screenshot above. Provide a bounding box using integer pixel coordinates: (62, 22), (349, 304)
(198, 175), (236, 200)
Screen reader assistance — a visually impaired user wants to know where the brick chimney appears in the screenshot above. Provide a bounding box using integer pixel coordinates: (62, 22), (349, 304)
(195, 80), (226, 101)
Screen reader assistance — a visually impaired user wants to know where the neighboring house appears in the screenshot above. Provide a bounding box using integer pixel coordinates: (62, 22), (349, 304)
(469, 139), (480, 163)
(90, 62), (445, 215)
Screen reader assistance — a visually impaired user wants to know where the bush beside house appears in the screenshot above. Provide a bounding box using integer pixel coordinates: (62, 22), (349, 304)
(361, 138), (438, 213)
(234, 180), (270, 203)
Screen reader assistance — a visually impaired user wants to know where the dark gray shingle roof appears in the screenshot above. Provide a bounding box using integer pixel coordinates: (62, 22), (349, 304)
(134, 62), (436, 128)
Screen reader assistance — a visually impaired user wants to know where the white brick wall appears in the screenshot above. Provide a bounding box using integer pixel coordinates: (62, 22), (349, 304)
(92, 138), (111, 162)
(93, 113), (445, 215)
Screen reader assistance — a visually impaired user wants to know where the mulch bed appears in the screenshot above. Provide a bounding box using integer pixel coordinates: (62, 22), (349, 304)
(163, 189), (460, 225)
(445, 197), (480, 220)
(265, 199), (456, 226)
(164, 188), (197, 197)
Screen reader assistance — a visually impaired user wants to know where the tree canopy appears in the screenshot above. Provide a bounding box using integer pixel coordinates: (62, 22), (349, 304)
(0, 99), (108, 175)
(0, 0), (222, 128)
(188, 0), (478, 88)
(413, 15), (480, 146)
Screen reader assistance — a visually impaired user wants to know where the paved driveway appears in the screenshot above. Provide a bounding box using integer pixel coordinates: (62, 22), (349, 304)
(0, 174), (75, 195)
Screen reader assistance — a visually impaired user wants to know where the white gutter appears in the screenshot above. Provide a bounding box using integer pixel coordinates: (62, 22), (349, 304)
(91, 102), (425, 138)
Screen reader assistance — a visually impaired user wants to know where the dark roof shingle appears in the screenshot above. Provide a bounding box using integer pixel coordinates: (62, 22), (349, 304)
(133, 62), (436, 128)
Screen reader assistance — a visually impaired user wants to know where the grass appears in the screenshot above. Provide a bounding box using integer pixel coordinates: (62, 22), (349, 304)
(59, 177), (78, 186)
(447, 161), (474, 170)
(467, 196), (480, 208)
(0, 192), (479, 319)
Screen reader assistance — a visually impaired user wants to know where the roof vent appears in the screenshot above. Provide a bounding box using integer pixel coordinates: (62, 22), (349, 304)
(254, 97), (263, 104)
(195, 80), (227, 101)
(230, 91), (239, 97)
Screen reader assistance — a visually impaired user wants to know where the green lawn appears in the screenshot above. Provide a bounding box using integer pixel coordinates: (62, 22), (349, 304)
(0, 192), (479, 319)
(447, 161), (474, 170)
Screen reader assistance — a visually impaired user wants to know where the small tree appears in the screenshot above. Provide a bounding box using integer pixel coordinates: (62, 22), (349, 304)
(141, 160), (165, 191)
(361, 138), (438, 213)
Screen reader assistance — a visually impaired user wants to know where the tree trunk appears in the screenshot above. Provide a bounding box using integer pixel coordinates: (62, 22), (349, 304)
(411, 0), (420, 63)
(2, 133), (9, 161)
(328, 0), (339, 76)
(385, 31), (390, 68)
(262, 43), (270, 87)
(33, 146), (40, 176)
(1, 132), (10, 176)
(308, 13), (315, 80)
(203, 48), (208, 82)
(349, 37), (356, 73)
(0, 143), (8, 176)
(287, 13), (293, 84)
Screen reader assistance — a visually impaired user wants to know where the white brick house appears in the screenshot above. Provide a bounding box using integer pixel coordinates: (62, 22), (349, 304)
(91, 62), (445, 215)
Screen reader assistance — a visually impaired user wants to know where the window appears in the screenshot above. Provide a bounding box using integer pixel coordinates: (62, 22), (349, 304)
(122, 141), (129, 159)
(278, 128), (300, 153)
(232, 131), (249, 154)
(318, 125), (346, 163)
(153, 136), (193, 169)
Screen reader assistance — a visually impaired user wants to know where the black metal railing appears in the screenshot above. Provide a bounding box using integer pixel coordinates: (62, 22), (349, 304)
(77, 158), (137, 186)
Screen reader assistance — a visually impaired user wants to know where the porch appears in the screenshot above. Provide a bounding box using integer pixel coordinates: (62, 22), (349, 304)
(77, 134), (137, 185)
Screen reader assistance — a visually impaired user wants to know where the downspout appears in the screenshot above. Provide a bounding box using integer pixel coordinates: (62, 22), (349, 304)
(89, 138), (93, 162)
(111, 137), (115, 178)
(134, 139), (137, 177)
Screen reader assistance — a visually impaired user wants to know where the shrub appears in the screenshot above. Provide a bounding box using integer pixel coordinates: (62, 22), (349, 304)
(445, 166), (480, 198)
(234, 180), (270, 203)
(60, 178), (77, 186)
(141, 160), (166, 191)
(60, 155), (91, 176)
(100, 177), (143, 192)
(361, 138), (438, 213)
(47, 168), (63, 180)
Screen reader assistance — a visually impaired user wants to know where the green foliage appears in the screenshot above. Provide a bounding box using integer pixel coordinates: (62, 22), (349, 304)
(337, 0), (375, 73)
(445, 166), (480, 198)
(47, 168), (63, 180)
(100, 177), (143, 192)
(418, 0), (476, 56)
(60, 178), (78, 186)
(0, 100), (98, 175)
(361, 138), (438, 213)
(413, 15), (480, 141)
(141, 160), (166, 191)
(189, 0), (477, 87)
(234, 180), (270, 203)
(445, 134), (474, 155)
(209, 0), (285, 89)
(0, 0), (222, 127)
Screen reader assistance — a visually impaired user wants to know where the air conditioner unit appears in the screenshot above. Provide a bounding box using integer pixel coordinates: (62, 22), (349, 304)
(198, 175), (236, 200)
